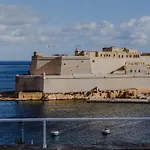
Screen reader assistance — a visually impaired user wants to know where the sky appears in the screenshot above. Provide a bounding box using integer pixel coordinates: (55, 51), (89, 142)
(0, 0), (150, 60)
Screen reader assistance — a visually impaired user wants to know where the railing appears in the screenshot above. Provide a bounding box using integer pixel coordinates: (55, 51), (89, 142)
(0, 117), (150, 148)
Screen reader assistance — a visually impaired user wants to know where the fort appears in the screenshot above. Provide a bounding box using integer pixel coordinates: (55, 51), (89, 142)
(15, 46), (150, 100)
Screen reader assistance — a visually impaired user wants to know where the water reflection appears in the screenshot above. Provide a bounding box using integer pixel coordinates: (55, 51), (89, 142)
(0, 100), (149, 145)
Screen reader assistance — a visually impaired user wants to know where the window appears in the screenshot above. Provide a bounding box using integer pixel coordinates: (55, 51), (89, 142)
(64, 63), (66, 65)
(134, 70), (136, 73)
(138, 70), (140, 73)
(100, 54), (102, 57)
(113, 54), (115, 57)
(81, 61), (83, 62)
(122, 55), (123, 58)
(95, 52), (98, 57)
(130, 55), (132, 58)
(92, 60), (95, 63)
(126, 55), (128, 58)
(130, 70), (132, 73)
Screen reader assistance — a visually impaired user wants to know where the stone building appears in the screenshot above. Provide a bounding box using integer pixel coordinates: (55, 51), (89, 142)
(15, 46), (150, 93)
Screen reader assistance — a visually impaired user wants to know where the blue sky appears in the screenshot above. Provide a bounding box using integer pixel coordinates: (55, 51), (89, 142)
(0, 0), (150, 60)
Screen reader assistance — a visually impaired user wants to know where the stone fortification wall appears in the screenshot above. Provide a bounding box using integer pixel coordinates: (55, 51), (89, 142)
(30, 55), (92, 75)
(90, 58), (125, 74)
(29, 52), (150, 76)
(43, 75), (150, 93)
(15, 74), (150, 95)
(61, 56), (91, 75)
(30, 56), (62, 75)
(15, 75), (43, 92)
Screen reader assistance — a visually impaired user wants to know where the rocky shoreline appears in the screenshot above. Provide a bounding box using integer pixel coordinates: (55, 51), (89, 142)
(0, 87), (150, 103)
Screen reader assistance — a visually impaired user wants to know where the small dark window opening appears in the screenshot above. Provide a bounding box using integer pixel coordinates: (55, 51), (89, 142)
(109, 55), (110, 57)
(77, 66), (78, 67)
(122, 55), (123, 58)
(130, 55), (132, 58)
(92, 60), (95, 62)
(134, 70), (136, 73)
(113, 54), (115, 57)
(138, 70), (140, 73)
(81, 61), (83, 62)
(126, 55), (128, 58)
(64, 63), (66, 65)
(130, 70), (132, 73)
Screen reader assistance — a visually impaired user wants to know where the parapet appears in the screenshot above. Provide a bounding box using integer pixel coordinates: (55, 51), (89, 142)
(141, 53), (150, 56)
(102, 46), (138, 54)
(33, 52), (43, 57)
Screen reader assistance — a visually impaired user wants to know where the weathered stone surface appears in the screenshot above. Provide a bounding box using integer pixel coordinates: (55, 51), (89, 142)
(0, 87), (148, 102)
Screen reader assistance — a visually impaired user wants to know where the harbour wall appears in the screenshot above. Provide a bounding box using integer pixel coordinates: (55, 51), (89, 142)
(16, 74), (150, 94)
(15, 75), (43, 92)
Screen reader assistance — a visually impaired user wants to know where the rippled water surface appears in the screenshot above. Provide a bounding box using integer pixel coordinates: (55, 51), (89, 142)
(0, 100), (149, 146)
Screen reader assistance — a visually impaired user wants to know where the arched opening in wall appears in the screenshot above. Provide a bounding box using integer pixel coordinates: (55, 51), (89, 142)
(138, 70), (140, 73)
(122, 55), (123, 58)
(77, 66), (78, 67)
(130, 70), (132, 73)
(130, 55), (132, 58)
(81, 61), (83, 62)
(64, 63), (66, 65)
(134, 70), (136, 73)
(100, 54), (102, 57)
(126, 55), (128, 58)
(119, 55), (120, 58)
(113, 54), (115, 57)
(109, 55), (110, 57)
(104, 55), (105, 57)
(106, 54), (108, 57)
(92, 60), (95, 63)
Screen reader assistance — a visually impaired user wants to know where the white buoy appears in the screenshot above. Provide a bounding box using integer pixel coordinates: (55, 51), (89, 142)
(101, 129), (110, 136)
(50, 131), (60, 136)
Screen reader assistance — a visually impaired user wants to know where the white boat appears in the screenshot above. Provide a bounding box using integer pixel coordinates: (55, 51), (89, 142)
(101, 129), (110, 135)
(50, 131), (60, 136)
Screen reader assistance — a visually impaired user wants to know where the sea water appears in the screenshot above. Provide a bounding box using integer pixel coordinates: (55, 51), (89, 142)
(0, 61), (150, 147)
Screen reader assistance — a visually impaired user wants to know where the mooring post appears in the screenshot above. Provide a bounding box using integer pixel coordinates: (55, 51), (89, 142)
(43, 120), (47, 148)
